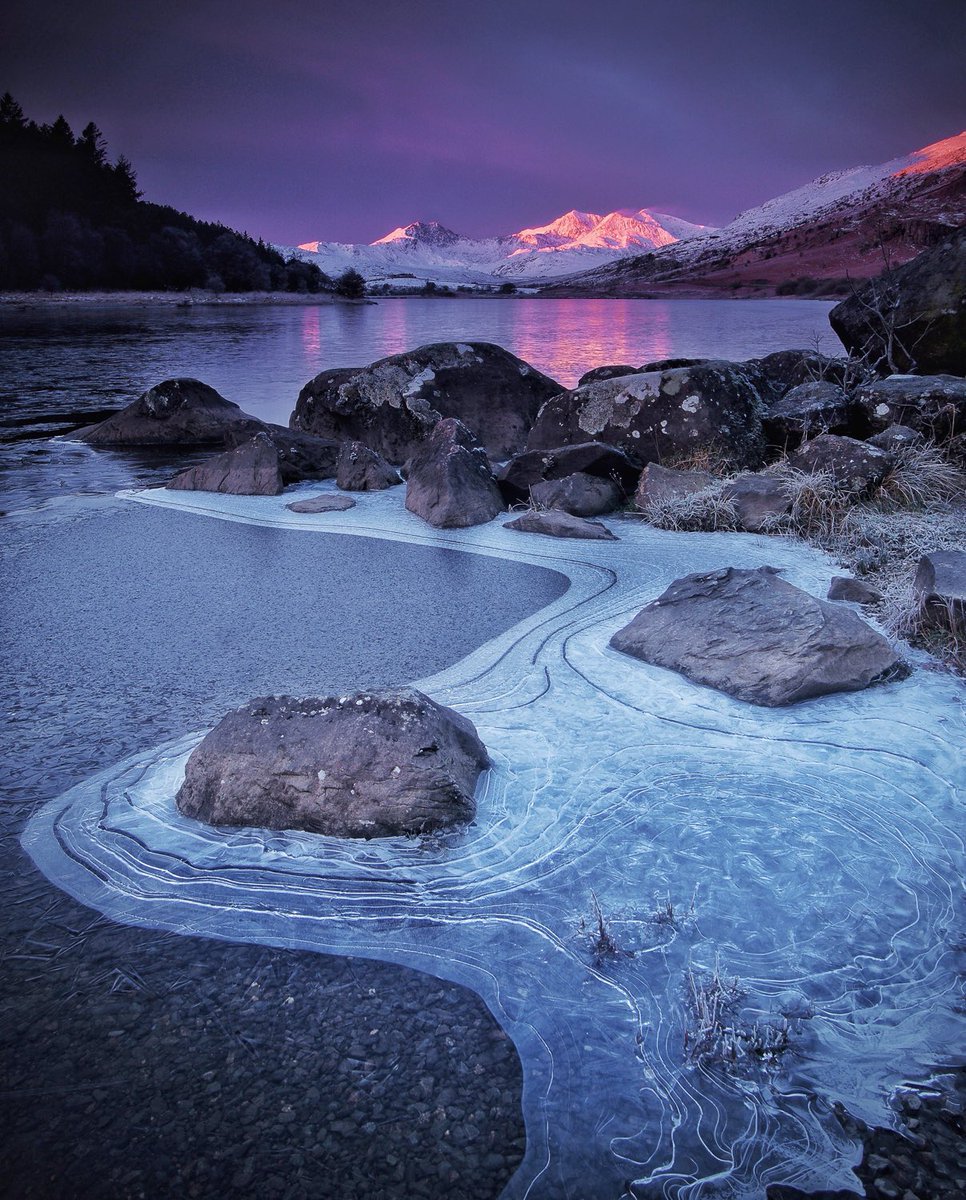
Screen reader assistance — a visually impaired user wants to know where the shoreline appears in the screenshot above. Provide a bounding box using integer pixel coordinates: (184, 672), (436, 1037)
(0, 289), (368, 309)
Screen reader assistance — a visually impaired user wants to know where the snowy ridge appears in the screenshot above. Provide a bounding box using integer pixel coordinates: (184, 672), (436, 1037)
(285, 207), (712, 288)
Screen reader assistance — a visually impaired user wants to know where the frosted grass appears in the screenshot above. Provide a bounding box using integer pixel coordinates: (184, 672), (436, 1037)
(23, 484), (965, 1199)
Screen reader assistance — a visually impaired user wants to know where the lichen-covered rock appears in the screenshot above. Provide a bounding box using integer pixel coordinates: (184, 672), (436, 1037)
(609, 566), (902, 706)
(765, 380), (855, 445)
(867, 424), (924, 452)
(635, 463), (715, 511)
(788, 434), (894, 494)
(176, 690), (489, 838)
(747, 350), (860, 404)
(829, 230), (966, 376)
(526, 362), (766, 469)
(720, 472), (792, 532)
(336, 440), (401, 491)
(504, 510), (618, 540)
(530, 472), (621, 516)
(166, 432), (283, 496)
(854, 375), (966, 443)
(496, 440), (641, 503)
(76, 378), (265, 447)
(291, 343), (562, 464)
(405, 418), (505, 528)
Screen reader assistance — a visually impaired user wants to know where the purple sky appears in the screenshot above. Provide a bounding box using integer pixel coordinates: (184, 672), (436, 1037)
(3, 0), (964, 245)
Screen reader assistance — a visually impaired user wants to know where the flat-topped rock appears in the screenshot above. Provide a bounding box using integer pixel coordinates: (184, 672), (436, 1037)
(504, 510), (618, 540)
(176, 689), (489, 838)
(285, 494), (356, 513)
(913, 550), (966, 630)
(609, 565), (902, 706)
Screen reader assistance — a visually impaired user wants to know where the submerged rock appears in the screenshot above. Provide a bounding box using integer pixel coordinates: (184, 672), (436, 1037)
(76, 378), (265, 447)
(291, 342), (562, 464)
(526, 362), (766, 470)
(609, 565), (902, 706)
(176, 689), (489, 838)
(504, 510), (618, 540)
(405, 418), (505, 528)
(166, 432), (283, 496)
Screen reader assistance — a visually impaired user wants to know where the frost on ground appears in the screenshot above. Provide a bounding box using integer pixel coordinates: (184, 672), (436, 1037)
(22, 484), (965, 1200)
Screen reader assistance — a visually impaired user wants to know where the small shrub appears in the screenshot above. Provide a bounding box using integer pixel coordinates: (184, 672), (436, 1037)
(643, 485), (739, 533)
(874, 444), (965, 510)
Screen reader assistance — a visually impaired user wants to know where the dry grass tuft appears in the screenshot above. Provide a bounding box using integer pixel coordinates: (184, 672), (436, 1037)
(642, 485), (739, 533)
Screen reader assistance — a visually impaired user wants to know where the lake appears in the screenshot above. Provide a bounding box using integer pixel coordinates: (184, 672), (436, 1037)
(6, 298), (958, 1200)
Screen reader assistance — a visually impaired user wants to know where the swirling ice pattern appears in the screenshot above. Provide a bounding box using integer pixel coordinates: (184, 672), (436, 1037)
(23, 485), (965, 1199)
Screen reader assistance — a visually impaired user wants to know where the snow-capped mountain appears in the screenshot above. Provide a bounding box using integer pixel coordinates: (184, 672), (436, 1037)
(543, 130), (966, 297)
(287, 208), (712, 289)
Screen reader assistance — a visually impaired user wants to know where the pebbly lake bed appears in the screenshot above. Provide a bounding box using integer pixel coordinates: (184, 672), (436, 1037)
(1, 298), (963, 1199)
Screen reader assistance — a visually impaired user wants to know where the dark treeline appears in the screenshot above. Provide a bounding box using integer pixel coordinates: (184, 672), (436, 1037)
(0, 93), (331, 294)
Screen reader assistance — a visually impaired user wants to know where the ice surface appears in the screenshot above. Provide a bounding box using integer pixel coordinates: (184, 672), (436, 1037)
(23, 483), (965, 1199)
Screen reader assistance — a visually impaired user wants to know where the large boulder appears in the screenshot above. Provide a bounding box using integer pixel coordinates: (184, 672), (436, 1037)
(609, 566), (902, 706)
(788, 434), (894, 494)
(504, 510), (618, 540)
(746, 350), (860, 404)
(336, 440), (401, 491)
(853, 375), (966, 443)
(496, 440), (641, 503)
(176, 690), (489, 838)
(405, 418), (505, 528)
(765, 381), (855, 446)
(913, 550), (966, 631)
(829, 230), (966, 376)
(526, 362), (766, 469)
(166, 432), (283, 496)
(530, 472), (621, 516)
(75, 378), (265, 447)
(291, 343), (562, 464)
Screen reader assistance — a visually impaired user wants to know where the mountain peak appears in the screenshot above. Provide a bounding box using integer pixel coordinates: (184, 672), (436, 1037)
(371, 220), (462, 248)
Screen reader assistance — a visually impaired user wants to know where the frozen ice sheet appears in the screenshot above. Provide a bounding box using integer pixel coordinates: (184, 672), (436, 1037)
(23, 482), (966, 1199)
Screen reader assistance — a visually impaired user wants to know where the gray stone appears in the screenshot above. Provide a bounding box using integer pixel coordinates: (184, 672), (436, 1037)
(609, 565), (903, 706)
(526, 361), (766, 470)
(166, 432), (283, 496)
(765, 380), (854, 445)
(336, 440), (401, 491)
(504, 510), (618, 540)
(285, 494), (356, 513)
(867, 424), (925, 452)
(76, 378), (265, 447)
(747, 349), (861, 404)
(788, 434), (895, 494)
(854, 375), (966, 444)
(530, 472), (621, 516)
(913, 549), (966, 630)
(829, 229), (966, 376)
(405, 418), (505, 528)
(635, 463), (714, 511)
(291, 342), (562, 464)
(496, 441), (641, 502)
(176, 689), (489, 838)
(828, 576), (883, 604)
(721, 472), (792, 532)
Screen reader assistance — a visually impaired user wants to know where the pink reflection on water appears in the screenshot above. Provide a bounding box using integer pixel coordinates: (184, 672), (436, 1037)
(300, 307), (322, 360)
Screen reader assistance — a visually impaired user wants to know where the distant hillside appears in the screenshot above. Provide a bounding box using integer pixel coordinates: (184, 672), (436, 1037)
(0, 93), (330, 294)
(539, 132), (966, 298)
